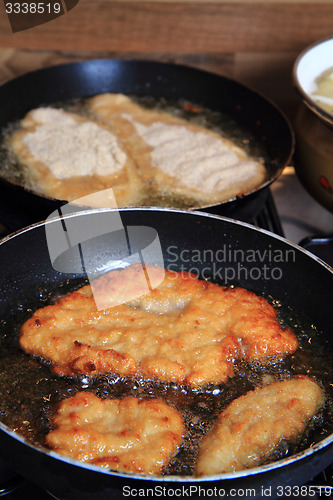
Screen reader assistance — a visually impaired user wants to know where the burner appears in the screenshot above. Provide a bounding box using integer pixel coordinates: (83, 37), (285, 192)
(252, 190), (285, 236)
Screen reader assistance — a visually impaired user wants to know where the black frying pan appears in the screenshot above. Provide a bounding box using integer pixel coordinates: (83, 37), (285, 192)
(0, 208), (332, 500)
(0, 60), (294, 229)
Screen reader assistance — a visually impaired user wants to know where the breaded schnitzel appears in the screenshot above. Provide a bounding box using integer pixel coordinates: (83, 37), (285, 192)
(45, 392), (184, 474)
(10, 107), (143, 207)
(195, 376), (324, 475)
(19, 264), (298, 387)
(8, 94), (266, 207)
(89, 93), (266, 205)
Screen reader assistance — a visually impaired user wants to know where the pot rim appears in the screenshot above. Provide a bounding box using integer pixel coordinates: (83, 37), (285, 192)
(293, 35), (333, 128)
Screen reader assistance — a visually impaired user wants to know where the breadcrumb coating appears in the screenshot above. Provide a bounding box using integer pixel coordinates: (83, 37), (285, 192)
(46, 392), (184, 474)
(19, 264), (298, 386)
(195, 376), (324, 475)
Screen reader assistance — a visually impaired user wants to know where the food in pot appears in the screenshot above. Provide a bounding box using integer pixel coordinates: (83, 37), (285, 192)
(10, 107), (143, 207)
(8, 94), (266, 207)
(19, 264), (298, 386)
(45, 391), (184, 474)
(195, 376), (324, 475)
(311, 67), (333, 116)
(89, 93), (266, 205)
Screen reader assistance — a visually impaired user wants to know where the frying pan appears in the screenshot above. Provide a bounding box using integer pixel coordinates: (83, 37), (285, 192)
(0, 59), (294, 229)
(0, 207), (332, 500)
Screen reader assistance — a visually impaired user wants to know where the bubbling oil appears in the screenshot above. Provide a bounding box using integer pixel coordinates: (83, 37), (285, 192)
(0, 275), (333, 477)
(0, 95), (267, 209)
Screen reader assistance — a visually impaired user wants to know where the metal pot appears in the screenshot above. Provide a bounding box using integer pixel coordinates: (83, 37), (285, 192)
(293, 36), (333, 212)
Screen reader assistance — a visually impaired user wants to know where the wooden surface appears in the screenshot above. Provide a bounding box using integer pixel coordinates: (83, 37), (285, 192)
(0, 1), (332, 53)
(0, 0), (332, 122)
(0, 48), (301, 122)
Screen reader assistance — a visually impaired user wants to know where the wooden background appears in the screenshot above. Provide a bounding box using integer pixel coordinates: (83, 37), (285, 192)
(0, 0), (333, 121)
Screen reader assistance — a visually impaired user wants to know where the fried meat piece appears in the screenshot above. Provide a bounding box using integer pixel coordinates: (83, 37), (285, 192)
(195, 376), (324, 475)
(10, 107), (143, 207)
(89, 93), (266, 205)
(45, 392), (184, 474)
(19, 264), (298, 386)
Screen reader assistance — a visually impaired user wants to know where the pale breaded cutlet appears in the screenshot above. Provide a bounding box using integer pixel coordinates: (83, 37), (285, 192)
(10, 107), (143, 207)
(45, 391), (184, 474)
(19, 264), (299, 387)
(88, 93), (267, 205)
(195, 376), (324, 476)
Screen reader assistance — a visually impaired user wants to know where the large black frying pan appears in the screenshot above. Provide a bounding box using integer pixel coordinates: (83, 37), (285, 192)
(0, 59), (294, 230)
(0, 208), (332, 500)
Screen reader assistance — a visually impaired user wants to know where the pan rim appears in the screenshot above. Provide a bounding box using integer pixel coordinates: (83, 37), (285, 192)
(1, 416), (333, 484)
(0, 206), (331, 274)
(0, 206), (332, 484)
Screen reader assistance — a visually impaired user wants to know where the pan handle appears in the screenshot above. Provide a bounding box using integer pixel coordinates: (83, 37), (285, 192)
(299, 234), (333, 268)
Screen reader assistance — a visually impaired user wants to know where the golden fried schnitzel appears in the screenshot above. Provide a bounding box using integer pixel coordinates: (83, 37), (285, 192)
(45, 392), (184, 474)
(195, 376), (324, 475)
(19, 264), (298, 387)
